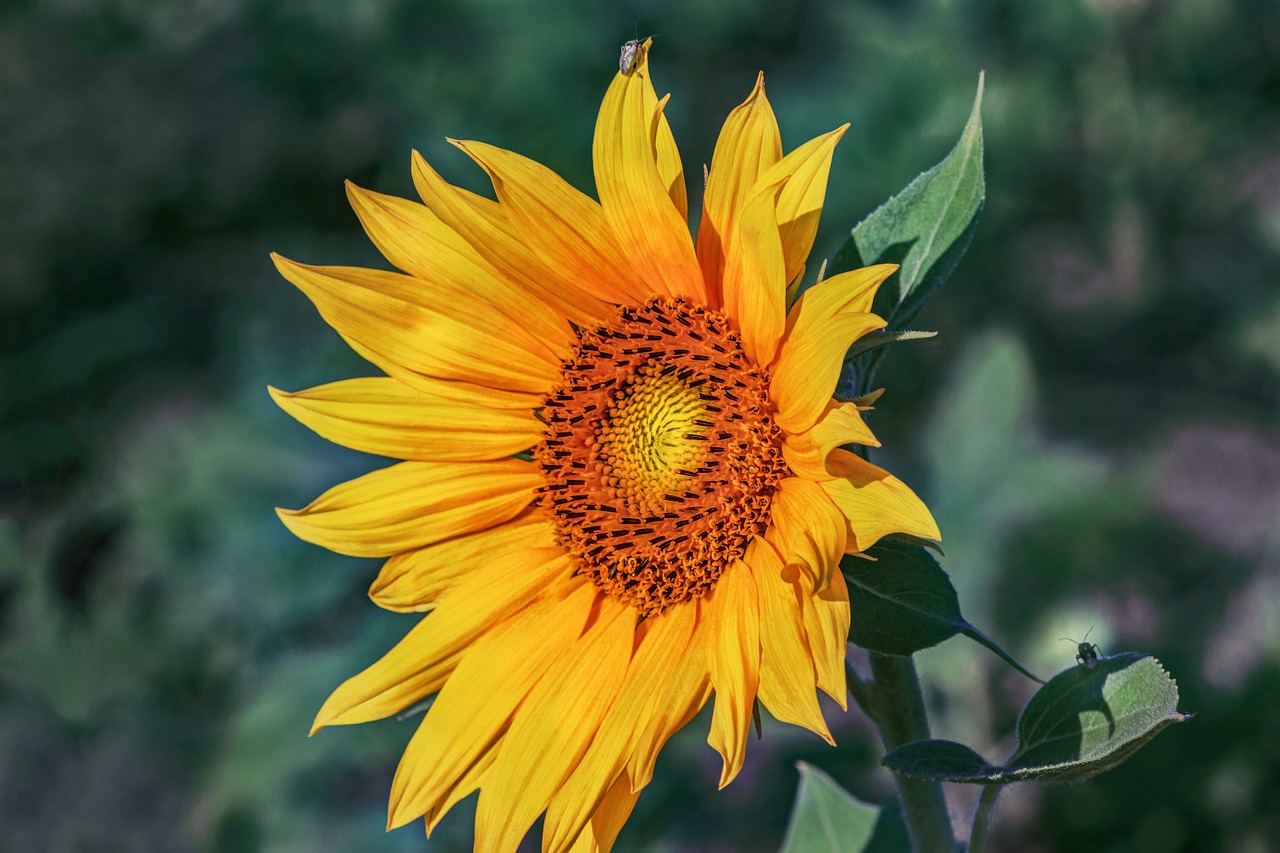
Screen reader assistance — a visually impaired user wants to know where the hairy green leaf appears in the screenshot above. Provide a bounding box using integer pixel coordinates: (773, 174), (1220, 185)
(780, 762), (880, 853)
(1007, 652), (1192, 782)
(882, 654), (1192, 784)
(829, 74), (985, 399)
(831, 73), (985, 332)
(844, 329), (937, 360)
(880, 740), (998, 783)
(843, 541), (1040, 681)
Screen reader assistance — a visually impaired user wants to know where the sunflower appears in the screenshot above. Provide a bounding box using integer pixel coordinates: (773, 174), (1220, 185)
(271, 39), (939, 852)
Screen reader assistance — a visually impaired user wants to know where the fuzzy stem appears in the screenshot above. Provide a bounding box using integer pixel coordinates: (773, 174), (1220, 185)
(846, 658), (876, 719)
(867, 653), (955, 852)
(968, 784), (1002, 852)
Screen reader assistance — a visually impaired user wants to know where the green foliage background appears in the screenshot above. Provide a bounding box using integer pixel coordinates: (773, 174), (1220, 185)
(2, 0), (1278, 850)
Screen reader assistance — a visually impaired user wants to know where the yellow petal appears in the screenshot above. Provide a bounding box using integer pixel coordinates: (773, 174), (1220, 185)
(721, 188), (787, 367)
(820, 449), (942, 551)
(369, 510), (558, 613)
(388, 578), (594, 830)
(771, 265), (897, 434)
(791, 262), (894, 318)
(704, 555), (761, 788)
(475, 596), (635, 853)
(755, 125), (848, 286)
(269, 378), (541, 462)
(272, 255), (562, 395)
(768, 477), (848, 591)
(798, 569), (851, 708)
(634, 49), (688, 223)
(312, 549), (570, 731)
(333, 371), (539, 411)
(425, 742), (496, 836)
(444, 140), (646, 306)
(624, 601), (711, 790)
(593, 39), (704, 304)
(345, 182), (572, 351)
(565, 772), (642, 853)
(276, 459), (540, 558)
(410, 149), (614, 326)
(545, 600), (698, 852)
(749, 538), (832, 743)
(696, 72), (782, 304)
(782, 401), (881, 481)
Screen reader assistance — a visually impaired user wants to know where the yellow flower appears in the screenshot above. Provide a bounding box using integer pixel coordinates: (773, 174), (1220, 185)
(271, 40), (939, 853)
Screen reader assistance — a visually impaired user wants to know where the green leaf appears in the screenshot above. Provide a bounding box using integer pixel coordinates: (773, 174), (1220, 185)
(1007, 652), (1192, 782)
(882, 653), (1192, 784)
(844, 329), (938, 360)
(843, 541), (1041, 681)
(862, 807), (912, 853)
(780, 763), (880, 853)
(830, 73), (985, 332)
(880, 740), (998, 783)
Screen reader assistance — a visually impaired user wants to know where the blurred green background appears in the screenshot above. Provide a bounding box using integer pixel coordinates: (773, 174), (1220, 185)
(2, 0), (1278, 850)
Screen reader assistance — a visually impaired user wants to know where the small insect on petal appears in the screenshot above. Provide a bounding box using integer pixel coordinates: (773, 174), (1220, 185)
(619, 38), (642, 75)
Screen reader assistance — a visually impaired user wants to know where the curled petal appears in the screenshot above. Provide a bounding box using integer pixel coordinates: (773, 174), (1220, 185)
(722, 189), (787, 366)
(593, 39), (704, 304)
(634, 48), (688, 222)
(769, 477), (847, 591)
(697, 72), (782, 303)
(755, 125), (849, 286)
(820, 449), (941, 551)
(782, 401), (881, 481)
(798, 569), (851, 708)
(750, 539), (832, 743)
(771, 264), (897, 433)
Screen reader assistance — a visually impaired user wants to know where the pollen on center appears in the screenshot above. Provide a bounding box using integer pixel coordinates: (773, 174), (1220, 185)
(598, 364), (708, 514)
(534, 297), (788, 616)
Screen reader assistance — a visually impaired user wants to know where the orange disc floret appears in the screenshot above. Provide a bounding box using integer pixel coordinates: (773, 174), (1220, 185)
(535, 297), (788, 615)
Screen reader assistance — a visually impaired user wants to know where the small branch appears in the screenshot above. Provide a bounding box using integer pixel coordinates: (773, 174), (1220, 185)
(867, 653), (954, 853)
(968, 784), (1002, 853)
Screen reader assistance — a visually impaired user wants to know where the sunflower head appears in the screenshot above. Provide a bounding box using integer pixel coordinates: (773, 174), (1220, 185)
(536, 296), (789, 615)
(273, 38), (938, 853)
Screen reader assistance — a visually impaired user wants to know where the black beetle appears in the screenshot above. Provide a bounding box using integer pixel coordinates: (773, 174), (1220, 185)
(1061, 628), (1101, 670)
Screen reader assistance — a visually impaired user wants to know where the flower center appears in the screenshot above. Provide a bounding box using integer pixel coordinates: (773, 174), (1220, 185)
(598, 365), (708, 515)
(535, 297), (788, 616)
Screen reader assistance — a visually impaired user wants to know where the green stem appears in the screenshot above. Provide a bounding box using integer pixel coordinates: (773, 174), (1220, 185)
(968, 785), (1002, 853)
(867, 653), (954, 853)
(845, 659), (876, 719)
